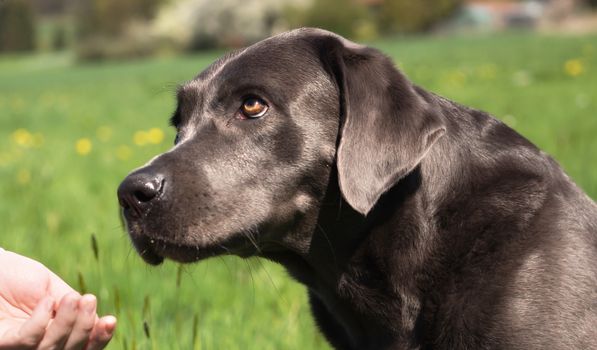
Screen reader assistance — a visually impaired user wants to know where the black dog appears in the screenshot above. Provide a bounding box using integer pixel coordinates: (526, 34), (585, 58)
(118, 28), (597, 349)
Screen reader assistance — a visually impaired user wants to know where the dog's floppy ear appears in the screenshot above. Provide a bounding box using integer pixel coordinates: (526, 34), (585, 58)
(317, 34), (446, 215)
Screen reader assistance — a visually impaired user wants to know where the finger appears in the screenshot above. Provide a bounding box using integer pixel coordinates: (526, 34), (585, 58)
(12, 297), (54, 347)
(85, 316), (117, 350)
(38, 292), (81, 350)
(63, 295), (97, 350)
(47, 270), (78, 301)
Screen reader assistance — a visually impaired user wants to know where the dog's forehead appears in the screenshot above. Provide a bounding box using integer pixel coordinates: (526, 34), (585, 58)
(178, 37), (323, 100)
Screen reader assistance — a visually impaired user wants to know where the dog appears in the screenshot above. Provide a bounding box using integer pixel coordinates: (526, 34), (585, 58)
(117, 28), (597, 349)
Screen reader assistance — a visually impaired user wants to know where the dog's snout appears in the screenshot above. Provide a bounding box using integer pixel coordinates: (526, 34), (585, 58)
(118, 171), (165, 217)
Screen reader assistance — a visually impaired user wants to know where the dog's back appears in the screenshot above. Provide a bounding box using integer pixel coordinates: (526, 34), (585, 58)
(411, 93), (597, 349)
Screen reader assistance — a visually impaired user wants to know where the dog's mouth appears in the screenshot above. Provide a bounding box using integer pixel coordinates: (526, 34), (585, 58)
(124, 216), (263, 265)
(128, 232), (164, 265)
(127, 224), (230, 265)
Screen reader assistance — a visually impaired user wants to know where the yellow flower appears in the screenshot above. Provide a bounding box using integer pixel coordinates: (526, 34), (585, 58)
(116, 145), (132, 160)
(12, 128), (33, 148)
(564, 59), (584, 77)
(147, 128), (164, 144)
(97, 126), (113, 142)
(75, 138), (92, 155)
(16, 169), (31, 185)
(133, 131), (149, 146)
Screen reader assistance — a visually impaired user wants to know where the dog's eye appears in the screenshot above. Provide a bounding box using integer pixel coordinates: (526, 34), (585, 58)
(174, 134), (180, 145)
(239, 97), (268, 119)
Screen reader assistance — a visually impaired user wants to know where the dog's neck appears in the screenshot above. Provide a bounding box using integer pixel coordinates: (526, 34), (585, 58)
(263, 167), (437, 348)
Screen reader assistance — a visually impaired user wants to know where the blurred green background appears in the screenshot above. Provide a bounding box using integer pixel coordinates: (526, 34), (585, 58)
(1, 0), (596, 349)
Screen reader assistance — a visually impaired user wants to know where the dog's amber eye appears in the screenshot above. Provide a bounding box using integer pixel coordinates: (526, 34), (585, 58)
(240, 97), (268, 118)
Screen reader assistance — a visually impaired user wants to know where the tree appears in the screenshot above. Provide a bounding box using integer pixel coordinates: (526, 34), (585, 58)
(300, 0), (370, 39)
(73, 0), (165, 60)
(379, 0), (463, 33)
(0, 0), (36, 52)
(74, 0), (164, 40)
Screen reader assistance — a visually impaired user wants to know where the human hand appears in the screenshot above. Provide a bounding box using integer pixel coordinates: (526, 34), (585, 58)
(0, 249), (116, 349)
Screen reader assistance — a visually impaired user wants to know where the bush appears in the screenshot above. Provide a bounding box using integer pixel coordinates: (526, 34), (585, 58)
(288, 0), (372, 40)
(285, 0), (462, 39)
(52, 25), (68, 51)
(0, 0), (36, 52)
(75, 21), (156, 62)
(73, 0), (164, 60)
(152, 0), (301, 51)
(75, 0), (164, 39)
(379, 0), (463, 33)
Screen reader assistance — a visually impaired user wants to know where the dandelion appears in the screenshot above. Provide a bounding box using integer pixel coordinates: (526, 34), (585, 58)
(75, 138), (92, 155)
(564, 59), (584, 77)
(12, 128), (33, 148)
(16, 169), (31, 185)
(147, 128), (164, 144)
(116, 145), (132, 160)
(96, 126), (113, 142)
(133, 131), (149, 146)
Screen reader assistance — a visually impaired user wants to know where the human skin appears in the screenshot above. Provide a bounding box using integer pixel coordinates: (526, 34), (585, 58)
(0, 249), (116, 350)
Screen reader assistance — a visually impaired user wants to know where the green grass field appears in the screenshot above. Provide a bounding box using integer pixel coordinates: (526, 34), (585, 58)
(1, 32), (595, 349)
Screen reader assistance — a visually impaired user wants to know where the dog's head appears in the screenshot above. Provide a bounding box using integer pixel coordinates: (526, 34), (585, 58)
(117, 28), (445, 265)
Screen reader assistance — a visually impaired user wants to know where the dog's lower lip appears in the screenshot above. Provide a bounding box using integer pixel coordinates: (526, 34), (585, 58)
(134, 236), (164, 265)
(140, 247), (164, 265)
(125, 222), (165, 265)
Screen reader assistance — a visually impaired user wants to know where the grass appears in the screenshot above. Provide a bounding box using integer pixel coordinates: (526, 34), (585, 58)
(0, 32), (595, 349)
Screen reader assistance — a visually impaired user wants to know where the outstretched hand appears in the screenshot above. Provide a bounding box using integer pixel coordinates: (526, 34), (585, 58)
(0, 250), (116, 349)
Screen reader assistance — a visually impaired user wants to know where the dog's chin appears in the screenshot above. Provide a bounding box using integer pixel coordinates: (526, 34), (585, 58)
(128, 230), (228, 265)
(125, 222), (259, 265)
(129, 233), (164, 265)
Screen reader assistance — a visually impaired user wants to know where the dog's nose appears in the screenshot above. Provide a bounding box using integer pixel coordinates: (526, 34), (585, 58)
(117, 171), (165, 217)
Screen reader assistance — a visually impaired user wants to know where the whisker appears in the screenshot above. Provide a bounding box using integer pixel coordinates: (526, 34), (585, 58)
(318, 224), (338, 270)
(255, 258), (288, 303)
(244, 259), (257, 311)
(218, 255), (233, 279)
(241, 225), (261, 254)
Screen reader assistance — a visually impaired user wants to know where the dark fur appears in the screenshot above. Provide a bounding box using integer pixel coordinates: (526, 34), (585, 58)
(118, 28), (597, 349)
